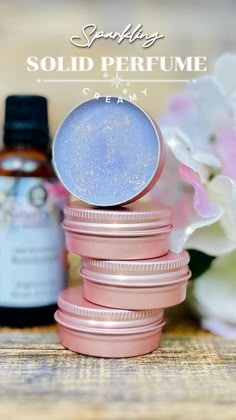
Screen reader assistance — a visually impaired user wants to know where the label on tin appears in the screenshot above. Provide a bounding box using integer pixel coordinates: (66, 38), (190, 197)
(0, 176), (68, 307)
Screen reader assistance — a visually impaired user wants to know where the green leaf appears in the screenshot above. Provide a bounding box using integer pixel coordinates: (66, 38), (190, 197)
(188, 249), (215, 280)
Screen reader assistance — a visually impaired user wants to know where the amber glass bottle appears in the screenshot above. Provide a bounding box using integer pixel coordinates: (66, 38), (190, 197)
(0, 95), (67, 326)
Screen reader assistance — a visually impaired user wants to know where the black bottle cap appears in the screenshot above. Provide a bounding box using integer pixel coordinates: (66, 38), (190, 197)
(3, 95), (50, 150)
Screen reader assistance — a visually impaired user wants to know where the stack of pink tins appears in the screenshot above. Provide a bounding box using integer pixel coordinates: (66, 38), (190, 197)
(53, 97), (191, 358)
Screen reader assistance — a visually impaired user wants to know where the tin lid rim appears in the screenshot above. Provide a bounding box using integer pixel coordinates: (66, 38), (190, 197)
(55, 310), (165, 336)
(62, 221), (172, 237)
(81, 269), (191, 287)
(64, 202), (171, 222)
(82, 251), (190, 273)
(57, 287), (163, 320)
(52, 97), (165, 207)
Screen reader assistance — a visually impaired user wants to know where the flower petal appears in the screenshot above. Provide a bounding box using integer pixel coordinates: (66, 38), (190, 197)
(201, 318), (236, 339)
(192, 251), (236, 324)
(208, 175), (236, 242)
(150, 151), (222, 253)
(215, 128), (236, 181)
(161, 127), (219, 183)
(186, 222), (236, 256)
(158, 92), (198, 126)
(179, 164), (220, 217)
(159, 99), (221, 173)
(214, 53), (236, 96)
(171, 213), (223, 254)
(187, 76), (233, 133)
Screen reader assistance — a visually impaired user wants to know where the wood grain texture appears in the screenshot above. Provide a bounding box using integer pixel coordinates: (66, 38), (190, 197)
(0, 313), (236, 420)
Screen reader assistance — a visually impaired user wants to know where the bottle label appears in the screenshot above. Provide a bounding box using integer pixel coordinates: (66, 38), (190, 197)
(0, 176), (68, 307)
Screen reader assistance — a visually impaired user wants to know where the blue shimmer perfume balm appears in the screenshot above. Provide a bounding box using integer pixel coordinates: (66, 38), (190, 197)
(53, 97), (164, 207)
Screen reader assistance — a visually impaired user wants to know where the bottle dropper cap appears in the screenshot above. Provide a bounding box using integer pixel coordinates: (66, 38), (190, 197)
(3, 95), (50, 150)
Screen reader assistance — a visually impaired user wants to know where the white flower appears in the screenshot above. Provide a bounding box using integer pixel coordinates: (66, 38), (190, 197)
(189, 251), (236, 338)
(150, 54), (236, 255)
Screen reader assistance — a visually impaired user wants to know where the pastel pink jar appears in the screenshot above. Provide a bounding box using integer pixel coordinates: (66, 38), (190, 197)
(55, 286), (165, 358)
(81, 251), (191, 310)
(62, 201), (171, 260)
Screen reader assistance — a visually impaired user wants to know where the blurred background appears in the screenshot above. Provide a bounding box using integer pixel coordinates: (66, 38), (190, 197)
(0, 0), (235, 139)
(1, 0), (235, 286)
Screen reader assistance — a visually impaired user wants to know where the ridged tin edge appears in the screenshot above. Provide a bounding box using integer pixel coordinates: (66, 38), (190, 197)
(58, 291), (162, 321)
(82, 251), (190, 273)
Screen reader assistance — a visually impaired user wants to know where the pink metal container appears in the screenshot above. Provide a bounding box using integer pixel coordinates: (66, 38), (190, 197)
(81, 251), (191, 310)
(55, 286), (165, 358)
(62, 201), (171, 260)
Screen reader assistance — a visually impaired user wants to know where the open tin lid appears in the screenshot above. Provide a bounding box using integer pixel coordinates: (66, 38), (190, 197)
(53, 97), (165, 207)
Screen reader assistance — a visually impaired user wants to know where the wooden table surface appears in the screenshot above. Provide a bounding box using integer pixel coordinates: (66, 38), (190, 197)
(0, 305), (236, 420)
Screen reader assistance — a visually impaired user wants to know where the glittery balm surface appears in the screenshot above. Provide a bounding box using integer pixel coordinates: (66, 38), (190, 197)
(52, 97), (165, 207)
(62, 200), (171, 260)
(55, 286), (165, 358)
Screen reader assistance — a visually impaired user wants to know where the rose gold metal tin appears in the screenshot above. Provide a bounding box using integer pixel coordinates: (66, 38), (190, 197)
(62, 201), (171, 260)
(55, 286), (165, 358)
(53, 97), (165, 207)
(81, 251), (191, 310)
